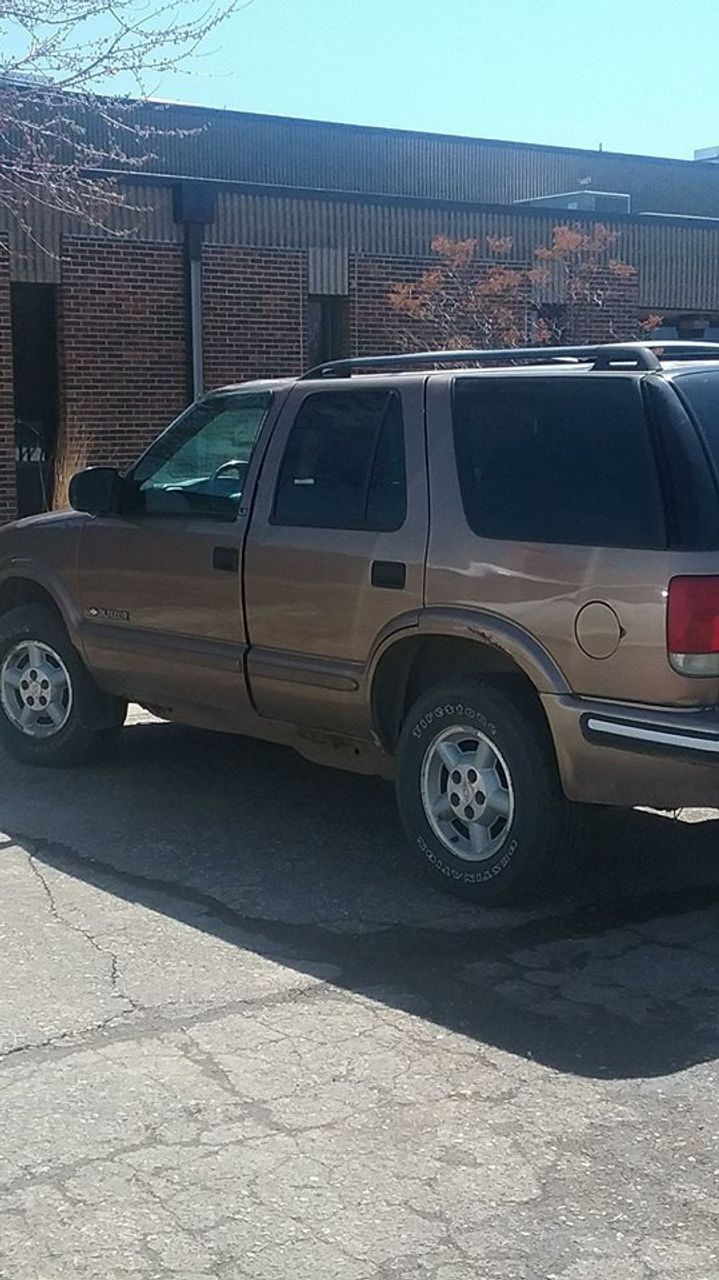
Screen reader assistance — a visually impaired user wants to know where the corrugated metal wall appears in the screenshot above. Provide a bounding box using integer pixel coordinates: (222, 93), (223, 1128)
(207, 194), (719, 311)
(4, 178), (719, 312)
(307, 247), (349, 294)
(121, 104), (719, 219)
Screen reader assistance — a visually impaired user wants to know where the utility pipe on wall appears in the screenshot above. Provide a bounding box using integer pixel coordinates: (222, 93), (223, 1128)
(172, 182), (217, 403)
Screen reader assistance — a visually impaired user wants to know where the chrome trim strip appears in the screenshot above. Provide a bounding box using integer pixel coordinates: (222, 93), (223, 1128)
(586, 717), (719, 754)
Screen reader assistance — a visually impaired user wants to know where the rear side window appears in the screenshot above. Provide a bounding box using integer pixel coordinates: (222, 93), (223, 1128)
(673, 370), (719, 485)
(451, 377), (666, 548)
(643, 377), (719, 550)
(272, 390), (406, 530)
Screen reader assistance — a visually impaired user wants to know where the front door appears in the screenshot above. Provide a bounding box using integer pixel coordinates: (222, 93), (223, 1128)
(76, 389), (276, 716)
(243, 379), (428, 736)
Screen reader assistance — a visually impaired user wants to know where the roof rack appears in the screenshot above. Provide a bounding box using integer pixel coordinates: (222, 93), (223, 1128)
(300, 340), (719, 380)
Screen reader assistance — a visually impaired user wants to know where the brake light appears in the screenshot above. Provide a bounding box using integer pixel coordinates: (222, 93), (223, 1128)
(667, 576), (719, 675)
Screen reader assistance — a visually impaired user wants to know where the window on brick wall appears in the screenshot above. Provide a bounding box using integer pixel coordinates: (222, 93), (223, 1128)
(307, 296), (350, 369)
(531, 303), (568, 344)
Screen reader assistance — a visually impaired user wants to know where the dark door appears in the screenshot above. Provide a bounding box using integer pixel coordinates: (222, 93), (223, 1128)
(12, 284), (59, 516)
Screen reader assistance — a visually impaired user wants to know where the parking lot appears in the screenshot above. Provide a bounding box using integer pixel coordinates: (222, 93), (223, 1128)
(1, 711), (718, 1279)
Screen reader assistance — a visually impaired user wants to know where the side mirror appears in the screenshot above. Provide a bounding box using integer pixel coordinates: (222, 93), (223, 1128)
(68, 467), (124, 516)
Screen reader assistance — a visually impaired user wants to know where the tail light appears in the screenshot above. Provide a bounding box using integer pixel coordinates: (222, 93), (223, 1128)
(667, 576), (719, 675)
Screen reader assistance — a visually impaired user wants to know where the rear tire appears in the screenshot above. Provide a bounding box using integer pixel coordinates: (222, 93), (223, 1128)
(0, 604), (126, 767)
(395, 679), (579, 905)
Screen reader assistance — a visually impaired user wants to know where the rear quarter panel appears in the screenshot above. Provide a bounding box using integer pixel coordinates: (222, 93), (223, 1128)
(424, 374), (719, 708)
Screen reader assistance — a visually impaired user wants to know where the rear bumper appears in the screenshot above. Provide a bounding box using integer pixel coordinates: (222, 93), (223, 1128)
(542, 694), (719, 809)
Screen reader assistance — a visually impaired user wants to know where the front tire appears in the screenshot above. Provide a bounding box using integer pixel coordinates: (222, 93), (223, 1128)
(0, 604), (126, 767)
(395, 680), (578, 905)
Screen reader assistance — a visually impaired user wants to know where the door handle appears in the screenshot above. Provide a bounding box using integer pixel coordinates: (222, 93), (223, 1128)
(212, 546), (239, 572)
(371, 560), (406, 590)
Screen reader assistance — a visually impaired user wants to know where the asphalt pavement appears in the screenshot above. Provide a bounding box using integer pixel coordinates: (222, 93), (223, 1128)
(1, 710), (718, 1279)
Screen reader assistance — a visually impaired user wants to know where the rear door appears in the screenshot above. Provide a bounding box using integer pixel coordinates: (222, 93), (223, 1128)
(243, 378), (427, 735)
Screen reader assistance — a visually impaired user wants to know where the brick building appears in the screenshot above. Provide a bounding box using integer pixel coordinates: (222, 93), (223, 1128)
(5, 99), (719, 520)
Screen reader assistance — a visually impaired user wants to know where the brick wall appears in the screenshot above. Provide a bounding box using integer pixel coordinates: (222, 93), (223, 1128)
(560, 271), (640, 344)
(58, 241), (306, 489)
(59, 238), (187, 472)
(0, 247), (15, 522)
(352, 255), (432, 356)
(202, 246), (306, 389)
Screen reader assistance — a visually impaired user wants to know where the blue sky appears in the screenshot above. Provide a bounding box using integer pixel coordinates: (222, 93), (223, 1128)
(139, 0), (719, 161)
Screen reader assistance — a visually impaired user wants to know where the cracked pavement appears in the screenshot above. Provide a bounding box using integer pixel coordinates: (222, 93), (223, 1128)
(1, 712), (718, 1278)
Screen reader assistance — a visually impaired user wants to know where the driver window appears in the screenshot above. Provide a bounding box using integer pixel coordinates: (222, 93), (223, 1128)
(131, 391), (272, 519)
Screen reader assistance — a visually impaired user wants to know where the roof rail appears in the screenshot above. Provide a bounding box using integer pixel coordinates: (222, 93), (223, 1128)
(301, 340), (719, 380)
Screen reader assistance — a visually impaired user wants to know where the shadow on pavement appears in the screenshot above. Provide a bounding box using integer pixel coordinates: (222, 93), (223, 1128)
(3, 718), (719, 1082)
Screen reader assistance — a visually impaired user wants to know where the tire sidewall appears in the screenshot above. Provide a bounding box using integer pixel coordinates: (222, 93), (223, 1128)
(396, 684), (561, 900)
(0, 605), (119, 766)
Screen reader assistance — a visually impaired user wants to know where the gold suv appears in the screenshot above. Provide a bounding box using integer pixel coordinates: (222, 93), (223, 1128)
(1, 341), (719, 904)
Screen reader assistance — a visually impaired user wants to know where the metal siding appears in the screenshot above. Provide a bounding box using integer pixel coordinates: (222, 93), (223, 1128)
(5, 174), (719, 312)
(620, 221), (719, 309)
(307, 247), (349, 294)
(207, 191), (719, 310)
(9, 101), (719, 242)
(120, 106), (719, 218)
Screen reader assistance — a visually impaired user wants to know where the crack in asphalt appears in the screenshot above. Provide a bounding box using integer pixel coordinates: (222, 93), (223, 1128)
(0, 983), (336, 1067)
(25, 851), (140, 1015)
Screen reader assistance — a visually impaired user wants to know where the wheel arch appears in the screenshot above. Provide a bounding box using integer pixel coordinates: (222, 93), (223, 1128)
(369, 609), (570, 753)
(0, 573), (80, 641)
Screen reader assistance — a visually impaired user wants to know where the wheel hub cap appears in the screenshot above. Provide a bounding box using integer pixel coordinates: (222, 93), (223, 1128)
(1, 640), (73, 738)
(420, 724), (515, 863)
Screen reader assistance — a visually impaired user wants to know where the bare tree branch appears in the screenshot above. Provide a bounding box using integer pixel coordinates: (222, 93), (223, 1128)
(0, 0), (254, 249)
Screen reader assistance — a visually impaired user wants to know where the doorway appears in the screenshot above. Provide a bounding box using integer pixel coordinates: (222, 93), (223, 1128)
(12, 283), (59, 516)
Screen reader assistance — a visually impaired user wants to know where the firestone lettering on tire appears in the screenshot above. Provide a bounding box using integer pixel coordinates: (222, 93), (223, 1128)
(412, 703), (494, 739)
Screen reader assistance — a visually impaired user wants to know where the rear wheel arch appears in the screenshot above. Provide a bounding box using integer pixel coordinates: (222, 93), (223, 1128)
(370, 631), (550, 754)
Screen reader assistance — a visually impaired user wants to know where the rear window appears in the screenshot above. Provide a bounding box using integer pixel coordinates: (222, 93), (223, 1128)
(673, 370), (719, 483)
(451, 377), (667, 548)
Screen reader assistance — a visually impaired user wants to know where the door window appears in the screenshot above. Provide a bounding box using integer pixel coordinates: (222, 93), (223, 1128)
(272, 390), (406, 530)
(131, 391), (272, 519)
